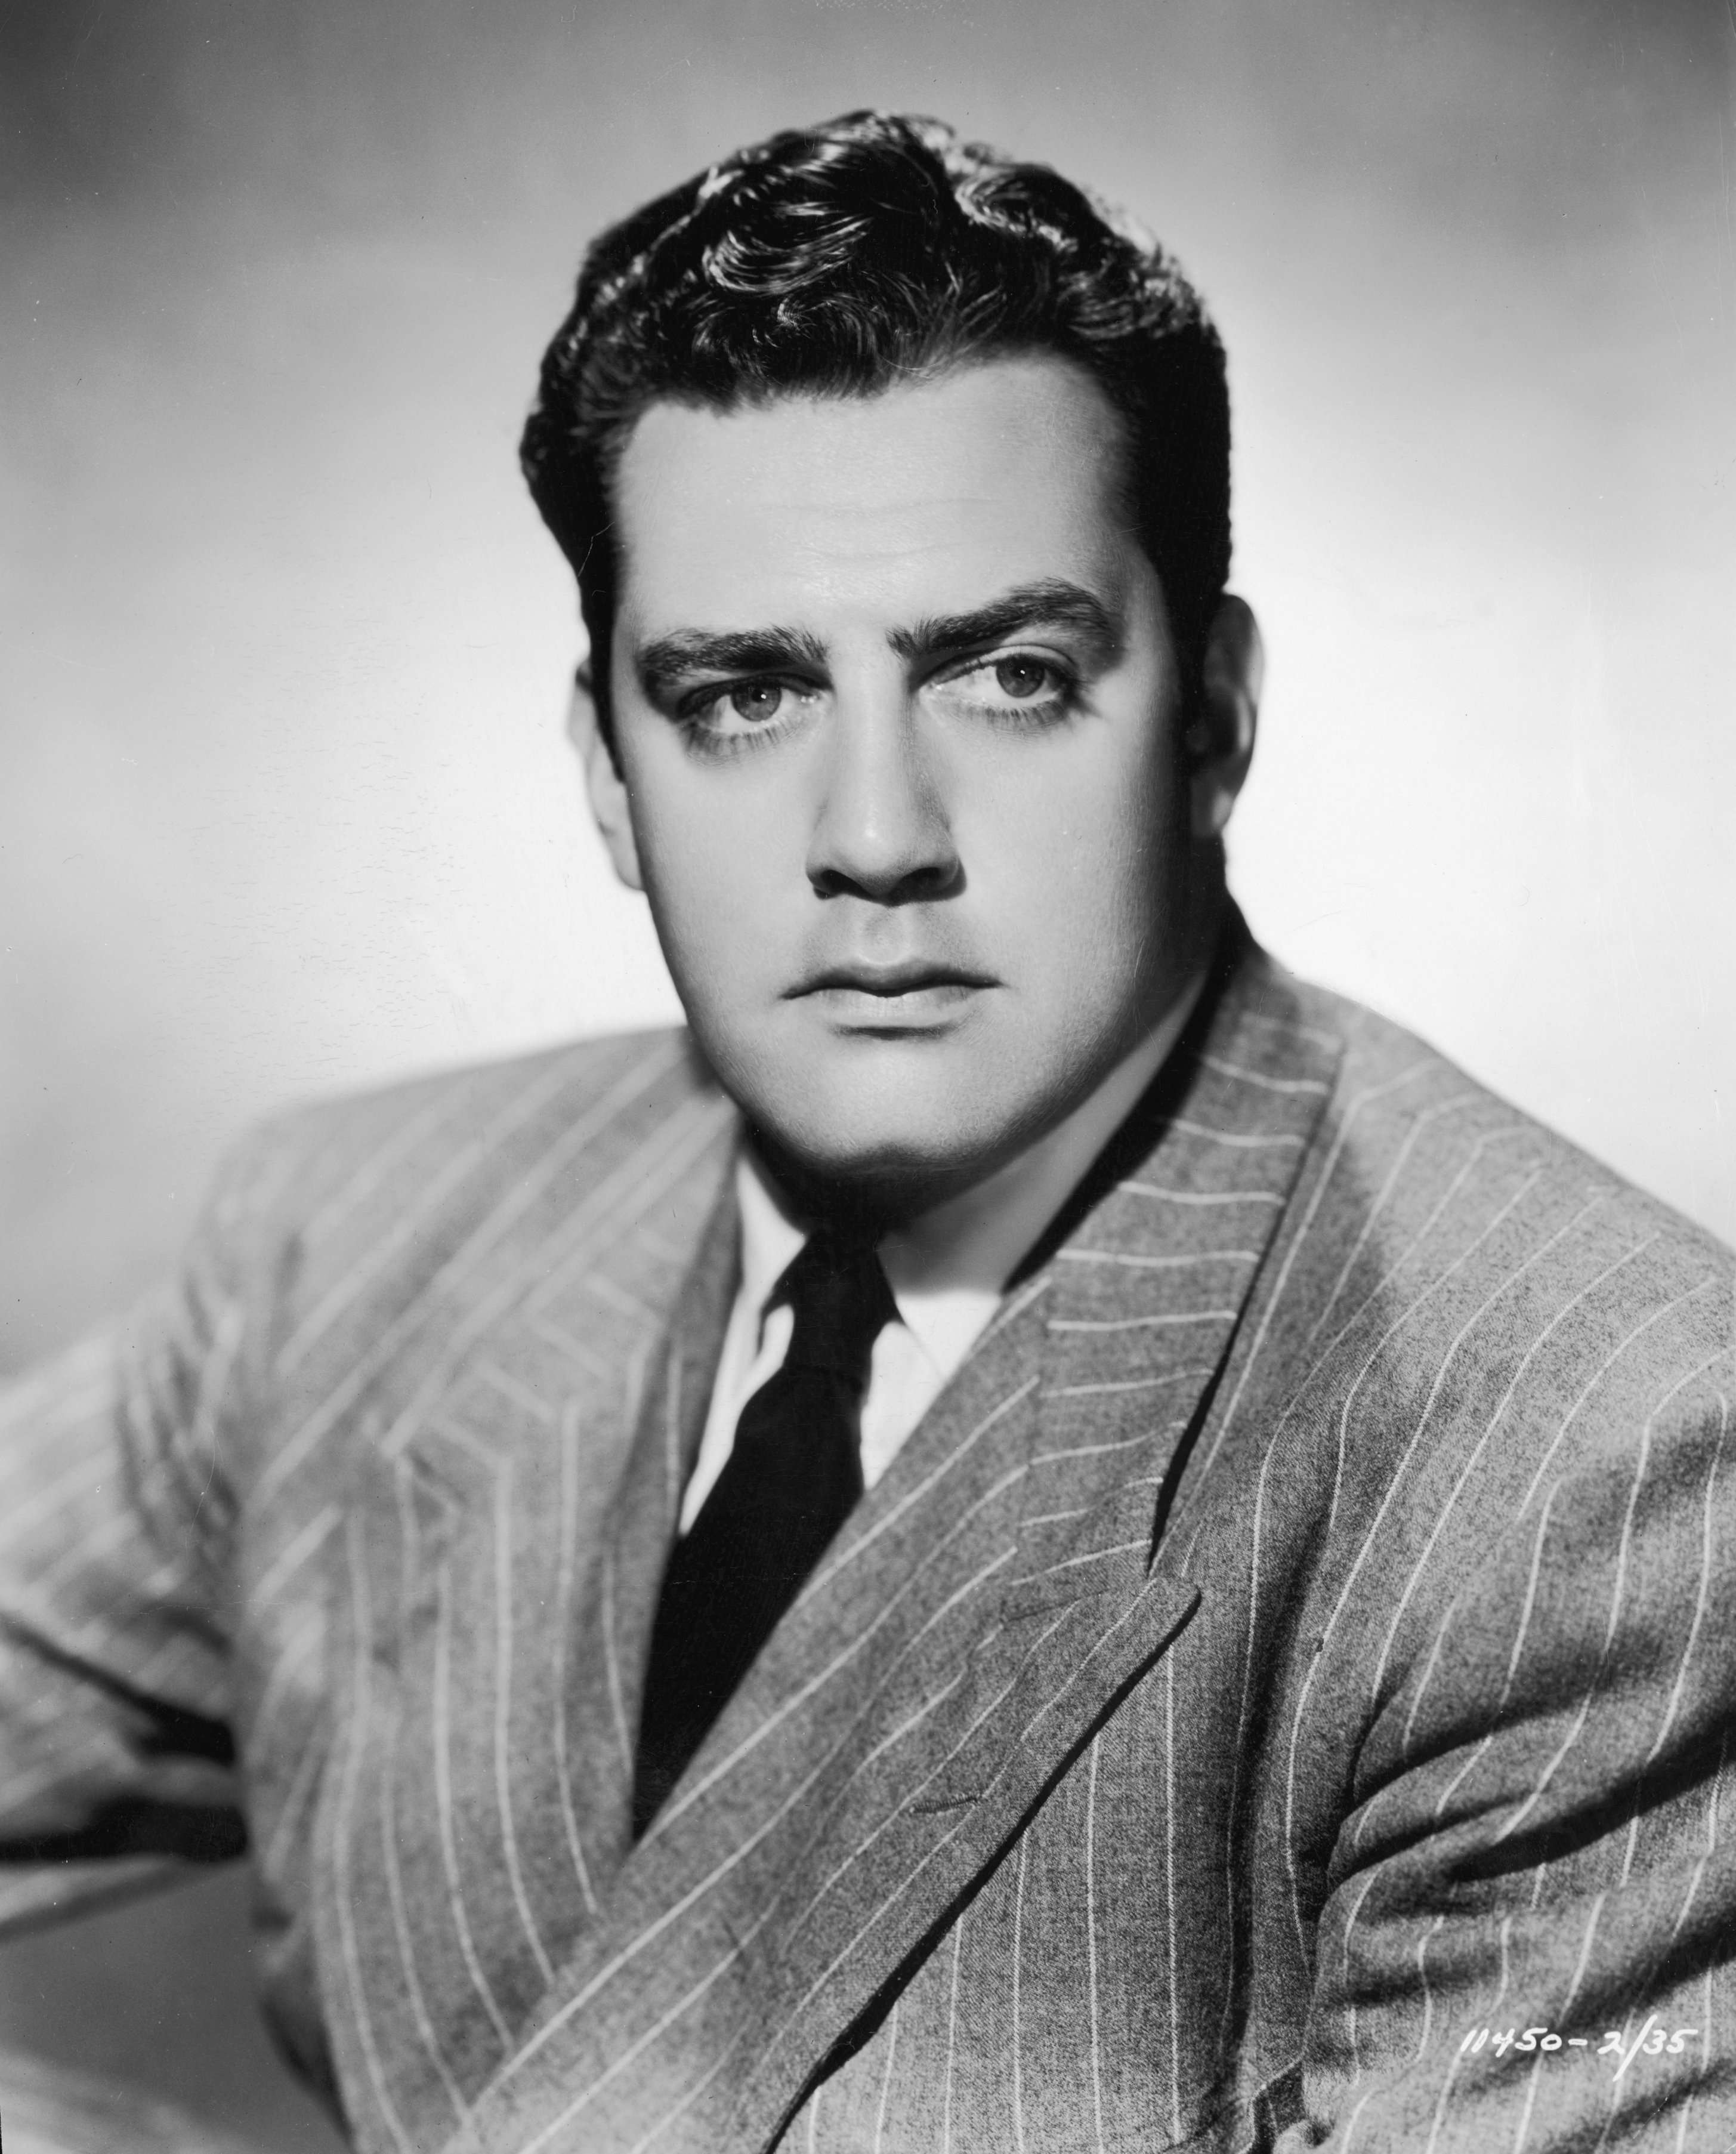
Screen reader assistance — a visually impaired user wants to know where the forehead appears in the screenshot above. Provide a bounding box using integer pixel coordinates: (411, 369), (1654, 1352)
(611, 356), (1135, 631)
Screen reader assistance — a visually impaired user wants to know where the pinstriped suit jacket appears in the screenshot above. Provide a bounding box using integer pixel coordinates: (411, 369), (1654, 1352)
(1, 936), (1732, 2153)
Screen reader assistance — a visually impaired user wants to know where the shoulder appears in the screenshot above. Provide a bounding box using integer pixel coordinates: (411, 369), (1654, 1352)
(203, 1026), (727, 1295)
(1231, 951), (1731, 1477)
(1264, 952), (1729, 1281)
(1194, 956), (1732, 1709)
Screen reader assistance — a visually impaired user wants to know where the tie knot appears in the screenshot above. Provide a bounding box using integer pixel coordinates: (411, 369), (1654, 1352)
(771, 1227), (897, 1388)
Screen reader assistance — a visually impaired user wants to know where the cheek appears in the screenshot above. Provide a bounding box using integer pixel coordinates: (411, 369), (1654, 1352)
(621, 747), (799, 989)
(979, 737), (1175, 962)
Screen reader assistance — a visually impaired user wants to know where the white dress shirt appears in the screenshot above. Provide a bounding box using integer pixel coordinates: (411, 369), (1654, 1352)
(678, 977), (1207, 1533)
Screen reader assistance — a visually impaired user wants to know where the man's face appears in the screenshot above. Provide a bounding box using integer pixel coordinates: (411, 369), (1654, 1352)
(601, 354), (1200, 1210)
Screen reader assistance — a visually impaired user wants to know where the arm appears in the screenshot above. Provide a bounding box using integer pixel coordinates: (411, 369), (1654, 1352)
(0, 1129), (289, 1931)
(1290, 1360), (1736, 2150)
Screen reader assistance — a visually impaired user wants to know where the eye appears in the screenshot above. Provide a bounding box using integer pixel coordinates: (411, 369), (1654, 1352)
(931, 648), (1076, 722)
(725, 681), (787, 724)
(993, 656), (1055, 700)
(679, 674), (821, 749)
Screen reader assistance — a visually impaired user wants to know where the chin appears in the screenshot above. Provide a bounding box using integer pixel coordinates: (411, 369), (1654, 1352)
(747, 1065), (1033, 1214)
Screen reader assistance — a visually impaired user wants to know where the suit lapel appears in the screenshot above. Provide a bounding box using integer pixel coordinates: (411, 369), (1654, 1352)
(557, 1175), (741, 1873)
(311, 1044), (740, 2153)
(441, 942), (1343, 2154)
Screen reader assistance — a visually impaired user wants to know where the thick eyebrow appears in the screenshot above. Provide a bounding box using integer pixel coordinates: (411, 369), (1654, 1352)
(888, 579), (1121, 662)
(635, 625), (828, 698)
(632, 578), (1120, 699)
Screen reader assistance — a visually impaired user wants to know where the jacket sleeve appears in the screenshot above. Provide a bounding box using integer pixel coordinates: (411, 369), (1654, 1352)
(0, 1127), (292, 1932)
(1287, 1350), (1736, 2152)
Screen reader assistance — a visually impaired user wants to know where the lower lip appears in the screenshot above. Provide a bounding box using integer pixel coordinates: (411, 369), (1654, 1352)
(805, 981), (986, 1024)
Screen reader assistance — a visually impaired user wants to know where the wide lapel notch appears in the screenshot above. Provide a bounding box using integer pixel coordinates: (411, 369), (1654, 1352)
(311, 1042), (740, 2154)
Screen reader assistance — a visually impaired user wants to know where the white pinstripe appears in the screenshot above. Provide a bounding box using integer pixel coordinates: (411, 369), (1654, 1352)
(1638, 1393), (1729, 1775)
(650, 1501), (1023, 1847)
(185, 1295), (247, 1477)
(1163, 1644), (1182, 2142)
(1509, 1283), (1719, 1525)
(34, 1504), (151, 1601)
(580, 1270), (660, 1326)
(491, 1542), (1025, 2088)
(1281, 1167), (1548, 1949)
(278, 1050), (628, 1374)
(1050, 1372), (1215, 1399)
(429, 1565), (513, 2047)
(0, 1362), (113, 1451)
(249, 1594), (323, 1769)
(796, 1378), (1037, 1611)
(260, 1061), (713, 1502)
(1298, 1094), (1497, 1357)
(660, 1343), (684, 1525)
(600, 1542), (635, 1776)
(524, 1093), (737, 1319)
(742, 1593), (1170, 2094)
(1034, 1421), (1180, 1473)
(526, 1311), (614, 1386)
(1085, 1731), (1105, 2153)
(331, 1515), (419, 2154)
(506, 1942), (749, 2154)
(472, 1361), (557, 1425)
(1166, 1119), (1305, 1150)
(260, 1692), (326, 1879)
(940, 1911), (963, 2154)
(0, 1446), (110, 1545)
(1188, 1057), (1445, 1509)
(380, 1094), (735, 1463)
(1338, 2080), (1382, 2154)
(252, 1501), (341, 1615)
(551, 1398), (599, 1917)
(573, 1582), (1162, 2153)
(871, 1998), (900, 2154)
(1199, 1054), (1331, 1094)
(1011, 1831), (1028, 2154)
(299, 1070), (487, 1251)
(1412, 1911), (1445, 2062)
(1558, 1890), (1605, 2023)
(1340, 1869), (1379, 2085)
(511, 1598), (1076, 2154)
(1226, 1005), (1342, 1052)
(1115, 1182), (1283, 1207)
(1391, 1225), (1654, 1760)
(489, 1454), (555, 1986)
(1509, 2047), (1544, 2154)
(1047, 1308), (1240, 1331)
(1364, 1190), (1613, 1711)
(1305, 1143), (1548, 1548)
(1428, 1485), (1561, 1825)
(373, 1468), (473, 2131)
(1493, 1346), (1734, 1847)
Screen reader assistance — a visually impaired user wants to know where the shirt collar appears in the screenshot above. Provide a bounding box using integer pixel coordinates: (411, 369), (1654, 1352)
(734, 967), (1208, 1368)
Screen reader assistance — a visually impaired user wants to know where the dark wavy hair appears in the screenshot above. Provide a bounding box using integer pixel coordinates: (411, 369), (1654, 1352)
(521, 110), (1230, 742)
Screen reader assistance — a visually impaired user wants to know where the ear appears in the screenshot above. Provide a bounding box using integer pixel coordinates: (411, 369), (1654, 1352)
(568, 662), (644, 891)
(1184, 595), (1263, 841)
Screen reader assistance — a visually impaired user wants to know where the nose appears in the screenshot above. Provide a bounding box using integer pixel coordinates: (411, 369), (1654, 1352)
(804, 687), (960, 904)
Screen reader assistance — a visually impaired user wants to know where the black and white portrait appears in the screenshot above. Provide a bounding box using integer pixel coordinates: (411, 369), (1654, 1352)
(1, 5), (1731, 2150)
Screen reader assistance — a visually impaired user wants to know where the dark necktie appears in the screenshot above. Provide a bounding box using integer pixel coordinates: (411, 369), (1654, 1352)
(632, 1226), (897, 1837)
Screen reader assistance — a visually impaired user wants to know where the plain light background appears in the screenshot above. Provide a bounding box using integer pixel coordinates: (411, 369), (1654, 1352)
(1, 1), (1731, 2145)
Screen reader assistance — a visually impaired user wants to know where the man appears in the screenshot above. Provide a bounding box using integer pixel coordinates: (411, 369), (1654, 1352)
(0, 110), (1731, 2153)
